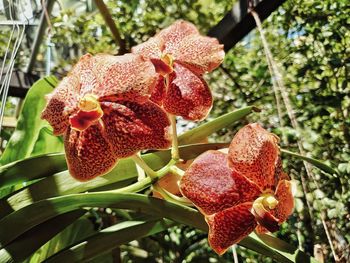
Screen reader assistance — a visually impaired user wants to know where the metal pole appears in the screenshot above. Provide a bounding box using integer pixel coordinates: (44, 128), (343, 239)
(25, 0), (55, 73)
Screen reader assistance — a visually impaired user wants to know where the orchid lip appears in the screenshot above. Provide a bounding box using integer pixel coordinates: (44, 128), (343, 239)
(152, 53), (174, 76)
(69, 94), (104, 131)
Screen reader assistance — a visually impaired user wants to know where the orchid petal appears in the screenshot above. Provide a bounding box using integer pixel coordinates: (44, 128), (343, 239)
(228, 123), (280, 190)
(64, 124), (117, 181)
(163, 63), (212, 121)
(131, 37), (172, 75)
(91, 54), (158, 103)
(150, 76), (166, 105)
(72, 53), (97, 95)
(41, 75), (80, 135)
(206, 202), (257, 255)
(131, 36), (162, 60)
(274, 179), (295, 223)
(180, 150), (261, 215)
(101, 101), (171, 158)
(158, 20), (199, 51)
(172, 35), (224, 75)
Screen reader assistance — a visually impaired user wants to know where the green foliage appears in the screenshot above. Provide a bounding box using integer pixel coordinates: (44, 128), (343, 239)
(0, 76), (63, 166)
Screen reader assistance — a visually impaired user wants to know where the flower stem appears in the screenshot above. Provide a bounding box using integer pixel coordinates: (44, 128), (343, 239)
(153, 183), (193, 206)
(170, 165), (185, 177)
(131, 154), (157, 180)
(113, 158), (178, 194)
(169, 114), (180, 161)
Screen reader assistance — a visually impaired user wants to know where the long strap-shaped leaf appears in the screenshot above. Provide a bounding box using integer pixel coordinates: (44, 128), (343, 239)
(0, 193), (316, 263)
(0, 193), (206, 248)
(281, 149), (339, 176)
(45, 219), (316, 263)
(0, 143), (226, 219)
(0, 153), (66, 189)
(178, 106), (258, 145)
(44, 218), (176, 263)
(0, 210), (86, 263)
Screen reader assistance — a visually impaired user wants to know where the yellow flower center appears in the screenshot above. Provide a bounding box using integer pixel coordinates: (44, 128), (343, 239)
(253, 194), (279, 212)
(161, 53), (174, 68)
(78, 94), (100, 111)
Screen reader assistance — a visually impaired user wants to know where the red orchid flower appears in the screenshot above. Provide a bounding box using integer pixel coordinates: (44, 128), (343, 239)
(132, 20), (225, 121)
(41, 53), (171, 181)
(179, 123), (294, 255)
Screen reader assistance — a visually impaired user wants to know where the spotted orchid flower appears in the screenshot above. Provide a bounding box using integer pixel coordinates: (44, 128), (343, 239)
(41, 53), (171, 181)
(179, 123), (294, 255)
(132, 20), (225, 121)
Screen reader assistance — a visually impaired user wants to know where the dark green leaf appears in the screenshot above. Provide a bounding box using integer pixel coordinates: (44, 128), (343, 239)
(45, 218), (175, 263)
(0, 210), (86, 263)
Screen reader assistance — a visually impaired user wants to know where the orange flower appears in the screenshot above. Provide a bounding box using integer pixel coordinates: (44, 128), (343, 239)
(42, 53), (171, 181)
(132, 20), (225, 121)
(180, 123), (294, 255)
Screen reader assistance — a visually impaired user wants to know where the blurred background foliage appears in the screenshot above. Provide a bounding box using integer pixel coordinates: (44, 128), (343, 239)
(1, 0), (349, 262)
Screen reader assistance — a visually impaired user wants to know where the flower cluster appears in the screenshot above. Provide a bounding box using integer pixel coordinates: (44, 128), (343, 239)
(41, 20), (224, 181)
(132, 20), (224, 121)
(41, 20), (295, 256)
(180, 123), (295, 255)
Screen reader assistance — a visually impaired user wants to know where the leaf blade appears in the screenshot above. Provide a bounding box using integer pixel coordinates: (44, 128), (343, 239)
(0, 143), (227, 219)
(0, 210), (86, 263)
(0, 193), (316, 263)
(281, 148), (339, 176)
(0, 76), (61, 165)
(45, 218), (175, 263)
(178, 106), (258, 145)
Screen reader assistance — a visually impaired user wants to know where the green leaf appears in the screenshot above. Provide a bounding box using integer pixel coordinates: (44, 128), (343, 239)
(0, 153), (66, 189)
(249, 233), (319, 263)
(0, 193), (206, 248)
(0, 193), (316, 263)
(45, 218), (176, 263)
(31, 126), (64, 156)
(0, 76), (62, 166)
(26, 213), (97, 263)
(0, 143), (227, 218)
(178, 106), (258, 145)
(281, 149), (339, 176)
(0, 210), (86, 263)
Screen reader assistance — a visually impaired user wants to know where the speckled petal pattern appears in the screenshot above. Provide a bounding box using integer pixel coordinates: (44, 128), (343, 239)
(228, 123), (280, 190)
(41, 75), (80, 135)
(64, 124), (117, 181)
(150, 76), (166, 106)
(163, 63), (212, 121)
(101, 101), (171, 158)
(173, 35), (224, 75)
(158, 20), (199, 52)
(206, 202), (257, 255)
(91, 54), (158, 103)
(131, 37), (163, 60)
(180, 150), (261, 215)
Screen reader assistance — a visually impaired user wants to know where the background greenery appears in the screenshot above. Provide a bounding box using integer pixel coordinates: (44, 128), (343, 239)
(0, 0), (349, 262)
